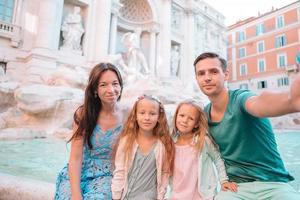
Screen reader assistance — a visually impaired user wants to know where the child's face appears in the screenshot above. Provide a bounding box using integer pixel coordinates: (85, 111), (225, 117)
(176, 104), (199, 135)
(136, 98), (160, 134)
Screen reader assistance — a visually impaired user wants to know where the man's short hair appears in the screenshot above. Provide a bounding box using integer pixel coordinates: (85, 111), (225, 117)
(193, 52), (227, 72)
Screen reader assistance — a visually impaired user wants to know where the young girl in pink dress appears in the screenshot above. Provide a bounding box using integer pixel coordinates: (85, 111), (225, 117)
(167, 99), (237, 200)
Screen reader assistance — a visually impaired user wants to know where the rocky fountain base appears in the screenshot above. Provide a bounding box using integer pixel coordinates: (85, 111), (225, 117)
(0, 62), (210, 141)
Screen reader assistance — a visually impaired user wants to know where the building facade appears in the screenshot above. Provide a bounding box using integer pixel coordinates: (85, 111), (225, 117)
(227, 0), (300, 93)
(0, 0), (226, 85)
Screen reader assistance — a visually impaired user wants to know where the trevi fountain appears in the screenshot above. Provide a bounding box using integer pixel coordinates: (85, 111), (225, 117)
(0, 0), (299, 199)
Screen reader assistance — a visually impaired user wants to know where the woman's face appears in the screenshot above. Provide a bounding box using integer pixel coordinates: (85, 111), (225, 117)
(96, 70), (121, 105)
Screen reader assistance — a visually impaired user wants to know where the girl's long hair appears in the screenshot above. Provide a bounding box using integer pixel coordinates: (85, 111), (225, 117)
(69, 63), (123, 149)
(172, 99), (209, 153)
(112, 95), (175, 173)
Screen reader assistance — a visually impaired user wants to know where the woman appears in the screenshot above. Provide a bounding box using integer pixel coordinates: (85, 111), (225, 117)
(55, 63), (127, 199)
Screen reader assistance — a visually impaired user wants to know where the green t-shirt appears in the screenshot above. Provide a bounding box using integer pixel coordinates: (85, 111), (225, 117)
(204, 89), (294, 183)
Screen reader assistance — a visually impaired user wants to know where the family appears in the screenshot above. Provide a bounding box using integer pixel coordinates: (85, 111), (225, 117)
(54, 52), (300, 200)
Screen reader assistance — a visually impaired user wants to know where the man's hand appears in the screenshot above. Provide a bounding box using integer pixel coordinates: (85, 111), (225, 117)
(221, 181), (238, 192)
(291, 74), (300, 112)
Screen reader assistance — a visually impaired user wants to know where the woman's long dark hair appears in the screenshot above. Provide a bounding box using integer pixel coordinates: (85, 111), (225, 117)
(69, 63), (123, 149)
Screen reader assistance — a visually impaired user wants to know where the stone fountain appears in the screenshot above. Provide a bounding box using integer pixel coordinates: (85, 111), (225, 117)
(0, 63), (86, 140)
(0, 56), (208, 142)
(0, 31), (210, 142)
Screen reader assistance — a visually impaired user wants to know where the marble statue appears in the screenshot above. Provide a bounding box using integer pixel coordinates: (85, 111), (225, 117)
(106, 31), (150, 84)
(121, 32), (150, 75)
(60, 6), (84, 52)
(170, 45), (180, 76)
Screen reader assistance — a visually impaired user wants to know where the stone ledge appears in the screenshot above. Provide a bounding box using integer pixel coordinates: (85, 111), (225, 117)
(0, 128), (47, 140)
(0, 173), (54, 200)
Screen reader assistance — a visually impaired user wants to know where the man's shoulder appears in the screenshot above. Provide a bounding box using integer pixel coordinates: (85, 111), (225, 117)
(204, 103), (211, 114)
(229, 89), (251, 96)
(229, 89), (256, 102)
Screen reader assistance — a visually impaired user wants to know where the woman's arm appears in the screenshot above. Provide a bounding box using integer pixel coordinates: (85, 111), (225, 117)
(68, 124), (84, 200)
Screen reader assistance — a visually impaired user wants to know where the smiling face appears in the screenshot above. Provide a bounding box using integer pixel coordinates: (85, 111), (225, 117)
(97, 70), (121, 105)
(195, 57), (229, 97)
(136, 98), (160, 134)
(176, 104), (199, 135)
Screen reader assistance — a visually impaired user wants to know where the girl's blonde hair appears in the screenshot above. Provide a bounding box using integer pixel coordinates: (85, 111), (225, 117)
(112, 95), (174, 173)
(172, 99), (209, 152)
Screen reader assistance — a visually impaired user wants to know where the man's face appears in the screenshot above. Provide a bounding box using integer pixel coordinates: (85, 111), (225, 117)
(195, 57), (228, 97)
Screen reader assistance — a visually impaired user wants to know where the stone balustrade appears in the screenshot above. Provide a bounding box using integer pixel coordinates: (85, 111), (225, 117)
(0, 173), (54, 200)
(285, 64), (299, 73)
(0, 20), (21, 47)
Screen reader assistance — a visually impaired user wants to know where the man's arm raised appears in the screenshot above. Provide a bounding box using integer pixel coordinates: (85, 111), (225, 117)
(245, 74), (300, 118)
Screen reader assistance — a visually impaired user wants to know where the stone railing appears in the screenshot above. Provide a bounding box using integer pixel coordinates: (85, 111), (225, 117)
(0, 20), (21, 47)
(0, 173), (54, 200)
(285, 64), (299, 73)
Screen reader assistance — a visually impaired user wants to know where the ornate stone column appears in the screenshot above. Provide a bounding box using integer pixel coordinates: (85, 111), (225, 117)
(53, 1), (64, 50)
(85, 0), (112, 64)
(181, 7), (195, 85)
(109, 1), (122, 54)
(147, 23), (159, 75)
(109, 14), (118, 54)
(156, 0), (171, 77)
(34, 0), (62, 51)
(25, 0), (63, 83)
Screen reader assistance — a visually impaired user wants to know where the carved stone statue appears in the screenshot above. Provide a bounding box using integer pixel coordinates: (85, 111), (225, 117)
(170, 45), (180, 77)
(106, 31), (150, 84)
(60, 6), (84, 52)
(121, 32), (150, 74)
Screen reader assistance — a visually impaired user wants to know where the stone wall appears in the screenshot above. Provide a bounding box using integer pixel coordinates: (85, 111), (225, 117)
(0, 173), (54, 200)
(270, 113), (300, 130)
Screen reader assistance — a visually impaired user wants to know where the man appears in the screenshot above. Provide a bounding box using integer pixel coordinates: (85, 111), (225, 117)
(194, 52), (300, 199)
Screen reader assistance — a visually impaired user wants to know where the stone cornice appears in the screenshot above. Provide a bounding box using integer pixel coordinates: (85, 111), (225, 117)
(111, 0), (122, 15)
(117, 17), (160, 33)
